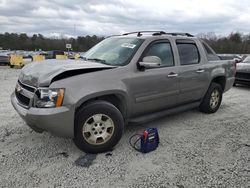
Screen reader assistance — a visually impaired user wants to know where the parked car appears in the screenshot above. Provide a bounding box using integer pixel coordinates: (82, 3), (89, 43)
(241, 54), (249, 61)
(234, 55), (250, 86)
(22, 52), (33, 65)
(9, 51), (34, 68)
(11, 31), (236, 153)
(0, 51), (10, 65)
(218, 54), (242, 63)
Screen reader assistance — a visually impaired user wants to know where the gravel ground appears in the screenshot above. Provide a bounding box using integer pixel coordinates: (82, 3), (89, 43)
(0, 66), (249, 188)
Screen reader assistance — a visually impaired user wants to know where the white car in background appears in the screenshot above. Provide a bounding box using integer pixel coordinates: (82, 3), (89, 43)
(235, 55), (250, 86)
(0, 51), (10, 65)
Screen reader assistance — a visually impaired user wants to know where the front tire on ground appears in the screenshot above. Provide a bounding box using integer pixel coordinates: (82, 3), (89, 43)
(199, 82), (223, 114)
(74, 100), (124, 153)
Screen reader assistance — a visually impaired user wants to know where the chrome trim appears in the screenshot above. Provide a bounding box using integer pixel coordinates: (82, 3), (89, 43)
(196, 69), (205, 73)
(16, 83), (35, 99)
(18, 80), (37, 93)
(15, 81), (37, 108)
(167, 73), (178, 78)
(18, 80), (37, 90)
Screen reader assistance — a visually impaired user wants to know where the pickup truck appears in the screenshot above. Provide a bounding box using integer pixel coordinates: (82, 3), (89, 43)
(11, 31), (236, 153)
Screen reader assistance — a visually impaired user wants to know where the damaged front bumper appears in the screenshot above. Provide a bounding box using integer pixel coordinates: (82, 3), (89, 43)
(11, 92), (75, 138)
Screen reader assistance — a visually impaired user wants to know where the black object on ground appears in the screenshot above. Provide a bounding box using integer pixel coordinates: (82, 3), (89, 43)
(105, 152), (112, 157)
(74, 154), (97, 167)
(244, 143), (250, 148)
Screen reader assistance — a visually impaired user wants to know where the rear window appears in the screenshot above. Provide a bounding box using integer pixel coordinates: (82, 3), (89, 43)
(176, 42), (200, 65)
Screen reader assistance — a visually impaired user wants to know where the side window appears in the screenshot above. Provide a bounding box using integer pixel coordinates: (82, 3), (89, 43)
(176, 43), (200, 65)
(202, 41), (220, 61)
(202, 42), (213, 54)
(144, 42), (174, 67)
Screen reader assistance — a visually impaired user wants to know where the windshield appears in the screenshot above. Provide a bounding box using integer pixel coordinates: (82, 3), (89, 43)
(83, 37), (144, 66)
(243, 55), (250, 63)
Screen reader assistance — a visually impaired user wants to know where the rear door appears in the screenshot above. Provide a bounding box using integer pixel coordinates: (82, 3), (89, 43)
(129, 40), (179, 117)
(175, 39), (208, 104)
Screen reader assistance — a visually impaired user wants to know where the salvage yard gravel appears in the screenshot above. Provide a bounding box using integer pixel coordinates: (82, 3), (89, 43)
(0, 66), (249, 187)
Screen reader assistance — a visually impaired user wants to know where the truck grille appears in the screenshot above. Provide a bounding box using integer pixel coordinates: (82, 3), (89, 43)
(18, 80), (36, 92)
(15, 80), (36, 108)
(235, 72), (250, 80)
(15, 90), (30, 107)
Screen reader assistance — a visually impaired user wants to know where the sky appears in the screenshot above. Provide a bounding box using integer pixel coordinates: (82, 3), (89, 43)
(0, 0), (250, 37)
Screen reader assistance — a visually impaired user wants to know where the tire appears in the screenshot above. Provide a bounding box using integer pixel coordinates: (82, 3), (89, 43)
(199, 82), (223, 113)
(10, 65), (14, 68)
(74, 100), (124, 153)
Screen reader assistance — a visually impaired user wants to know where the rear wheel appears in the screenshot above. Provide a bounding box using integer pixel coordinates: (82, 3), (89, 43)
(199, 83), (223, 113)
(74, 100), (124, 153)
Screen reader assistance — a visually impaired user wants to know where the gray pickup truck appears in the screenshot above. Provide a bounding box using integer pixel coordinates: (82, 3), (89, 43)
(11, 31), (236, 153)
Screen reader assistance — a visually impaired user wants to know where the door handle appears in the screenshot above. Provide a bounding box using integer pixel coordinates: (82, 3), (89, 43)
(167, 72), (178, 78)
(196, 69), (205, 73)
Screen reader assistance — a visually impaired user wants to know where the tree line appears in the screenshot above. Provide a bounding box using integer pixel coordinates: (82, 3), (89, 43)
(0, 32), (250, 54)
(198, 32), (250, 54)
(0, 33), (104, 52)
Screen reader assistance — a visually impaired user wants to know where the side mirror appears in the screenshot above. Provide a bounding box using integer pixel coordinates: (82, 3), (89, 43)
(139, 56), (161, 68)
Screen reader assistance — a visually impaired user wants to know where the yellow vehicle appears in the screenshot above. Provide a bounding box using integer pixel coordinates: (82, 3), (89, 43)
(32, 55), (45, 62)
(56, 55), (67, 59)
(10, 55), (24, 68)
(74, 53), (81, 59)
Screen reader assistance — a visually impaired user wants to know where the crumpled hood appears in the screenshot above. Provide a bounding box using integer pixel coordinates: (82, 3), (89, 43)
(19, 59), (115, 87)
(236, 62), (250, 72)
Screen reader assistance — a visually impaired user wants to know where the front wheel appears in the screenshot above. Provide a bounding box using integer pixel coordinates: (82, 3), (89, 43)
(74, 101), (124, 153)
(199, 83), (223, 113)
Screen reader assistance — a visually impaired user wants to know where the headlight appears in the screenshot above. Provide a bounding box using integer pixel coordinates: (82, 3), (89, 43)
(35, 88), (65, 108)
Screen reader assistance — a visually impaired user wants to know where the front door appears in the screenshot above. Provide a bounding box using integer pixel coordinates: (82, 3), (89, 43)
(128, 40), (179, 117)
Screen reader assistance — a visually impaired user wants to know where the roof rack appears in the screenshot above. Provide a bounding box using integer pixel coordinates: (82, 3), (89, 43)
(165, 33), (194, 37)
(121, 31), (194, 37)
(122, 31), (166, 37)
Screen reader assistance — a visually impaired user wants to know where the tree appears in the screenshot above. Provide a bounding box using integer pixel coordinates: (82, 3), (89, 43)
(31, 34), (37, 41)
